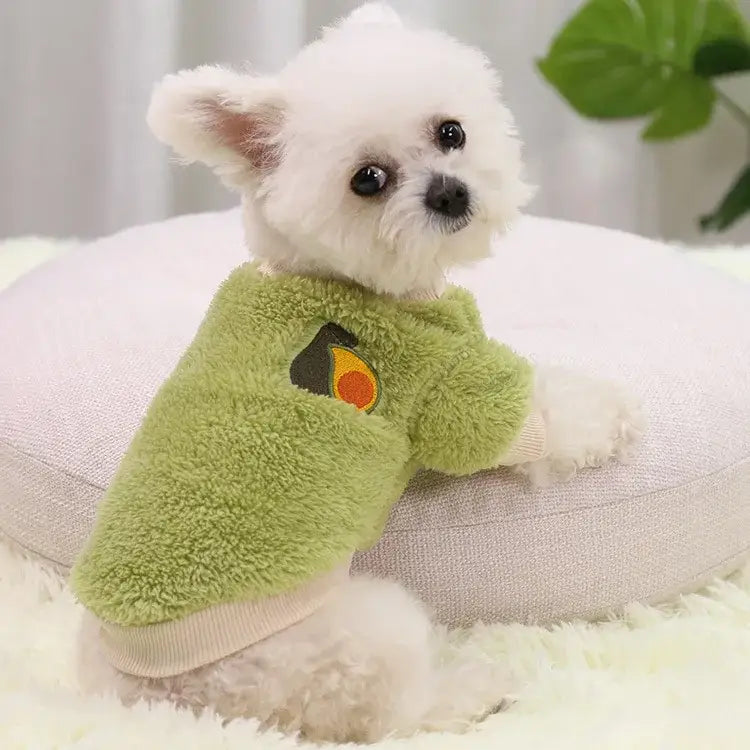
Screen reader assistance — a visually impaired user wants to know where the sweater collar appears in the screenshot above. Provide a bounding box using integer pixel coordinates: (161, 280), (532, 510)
(257, 261), (445, 302)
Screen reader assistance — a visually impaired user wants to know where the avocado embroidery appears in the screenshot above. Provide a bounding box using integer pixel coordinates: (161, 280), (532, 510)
(290, 323), (380, 412)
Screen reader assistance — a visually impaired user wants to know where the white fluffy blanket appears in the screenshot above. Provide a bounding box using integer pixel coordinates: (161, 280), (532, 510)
(4, 542), (750, 749)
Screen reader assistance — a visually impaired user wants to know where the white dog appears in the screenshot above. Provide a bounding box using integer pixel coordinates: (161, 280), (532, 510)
(77, 3), (642, 743)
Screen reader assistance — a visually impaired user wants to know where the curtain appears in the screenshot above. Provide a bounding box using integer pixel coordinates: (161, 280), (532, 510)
(2, 0), (748, 243)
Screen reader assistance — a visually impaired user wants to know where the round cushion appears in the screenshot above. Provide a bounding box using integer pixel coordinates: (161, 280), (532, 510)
(1, 209), (749, 625)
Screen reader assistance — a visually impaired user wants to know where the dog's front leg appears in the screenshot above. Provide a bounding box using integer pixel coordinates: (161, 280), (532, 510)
(501, 365), (644, 486)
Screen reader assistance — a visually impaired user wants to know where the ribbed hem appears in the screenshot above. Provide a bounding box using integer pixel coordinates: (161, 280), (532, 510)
(497, 410), (547, 465)
(98, 563), (350, 678)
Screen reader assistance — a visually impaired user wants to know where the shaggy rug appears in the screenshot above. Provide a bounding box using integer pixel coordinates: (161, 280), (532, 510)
(2, 232), (749, 749)
(5, 542), (750, 749)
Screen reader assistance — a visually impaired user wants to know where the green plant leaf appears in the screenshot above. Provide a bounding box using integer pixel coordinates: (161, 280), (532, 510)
(700, 165), (750, 231)
(694, 37), (750, 76)
(641, 76), (716, 139)
(538, 0), (748, 123)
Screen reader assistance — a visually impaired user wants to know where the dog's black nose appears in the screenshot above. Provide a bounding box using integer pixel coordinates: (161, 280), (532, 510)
(425, 175), (470, 218)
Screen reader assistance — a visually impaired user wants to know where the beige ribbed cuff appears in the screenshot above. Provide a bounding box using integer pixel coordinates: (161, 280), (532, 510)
(97, 563), (350, 679)
(496, 410), (547, 466)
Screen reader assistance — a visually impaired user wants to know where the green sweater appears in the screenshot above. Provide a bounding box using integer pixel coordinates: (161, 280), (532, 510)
(72, 264), (533, 628)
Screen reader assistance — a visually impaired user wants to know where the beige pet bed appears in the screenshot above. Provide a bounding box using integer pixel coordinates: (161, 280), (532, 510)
(1, 210), (749, 624)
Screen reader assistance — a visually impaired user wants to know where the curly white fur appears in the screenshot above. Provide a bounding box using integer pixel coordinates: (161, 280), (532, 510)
(518, 366), (644, 486)
(78, 2), (644, 743)
(147, 5), (531, 297)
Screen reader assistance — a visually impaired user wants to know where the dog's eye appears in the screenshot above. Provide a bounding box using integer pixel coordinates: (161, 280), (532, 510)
(437, 121), (466, 151)
(350, 165), (388, 197)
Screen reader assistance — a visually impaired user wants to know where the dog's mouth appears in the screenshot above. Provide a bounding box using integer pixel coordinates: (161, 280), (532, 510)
(429, 208), (474, 235)
(444, 210), (473, 234)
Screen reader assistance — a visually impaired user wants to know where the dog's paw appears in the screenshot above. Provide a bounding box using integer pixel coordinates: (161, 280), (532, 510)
(419, 657), (515, 733)
(515, 365), (645, 487)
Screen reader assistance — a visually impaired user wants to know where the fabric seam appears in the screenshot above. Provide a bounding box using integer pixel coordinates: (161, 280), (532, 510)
(0, 436), (106, 491)
(385, 454), (750, 532)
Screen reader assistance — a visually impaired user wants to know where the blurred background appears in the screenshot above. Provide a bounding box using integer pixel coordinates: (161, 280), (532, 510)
(1, 0), (749, 244)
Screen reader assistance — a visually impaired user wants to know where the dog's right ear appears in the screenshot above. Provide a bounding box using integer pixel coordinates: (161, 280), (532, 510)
(147, 65), (285, 185)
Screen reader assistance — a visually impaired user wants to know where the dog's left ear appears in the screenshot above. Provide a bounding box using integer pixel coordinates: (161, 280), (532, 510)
(147, 65), (286, 185)
(336, 3), (404, 29)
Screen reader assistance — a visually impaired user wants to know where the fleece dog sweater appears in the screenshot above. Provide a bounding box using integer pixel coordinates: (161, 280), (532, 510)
(71, 263), (544, 677)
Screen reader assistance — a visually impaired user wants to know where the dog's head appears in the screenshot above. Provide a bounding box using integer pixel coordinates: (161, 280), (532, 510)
(148, 3), (531, 296)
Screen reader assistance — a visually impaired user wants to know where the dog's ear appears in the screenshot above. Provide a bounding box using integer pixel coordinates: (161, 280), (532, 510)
(147, 65), (285, 184)
(336, 3), (404, 29)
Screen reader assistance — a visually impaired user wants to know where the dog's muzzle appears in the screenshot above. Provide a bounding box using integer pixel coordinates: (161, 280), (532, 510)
(424, 174), (472, 232)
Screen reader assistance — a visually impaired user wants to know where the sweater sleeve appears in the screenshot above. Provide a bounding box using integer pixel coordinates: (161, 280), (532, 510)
(411, 338), (537, 475)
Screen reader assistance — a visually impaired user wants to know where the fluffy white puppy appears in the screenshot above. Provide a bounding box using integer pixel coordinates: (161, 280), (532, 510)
(78, 3), (643, 743)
